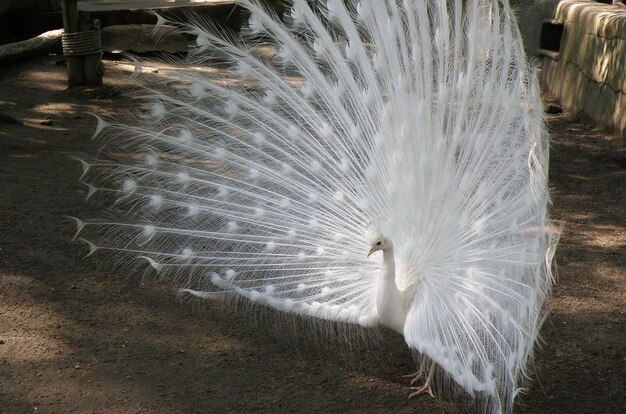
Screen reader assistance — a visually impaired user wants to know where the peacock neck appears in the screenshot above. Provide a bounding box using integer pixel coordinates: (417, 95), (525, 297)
(376, 243), (407, 334)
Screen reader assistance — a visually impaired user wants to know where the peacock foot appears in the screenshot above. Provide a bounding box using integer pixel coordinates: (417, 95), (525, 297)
(407, 360), (436, 398)
(402, 371), (425, 386)
(408, 384), (435, 399)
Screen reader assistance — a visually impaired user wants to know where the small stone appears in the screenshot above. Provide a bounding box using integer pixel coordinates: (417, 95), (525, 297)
(0, 339), (5, 344)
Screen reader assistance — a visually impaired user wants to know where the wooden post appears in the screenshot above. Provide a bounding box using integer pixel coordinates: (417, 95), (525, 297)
(60, 0), (103, 87)
(80, 12), (104, 87)
(60, 0), (84, 86)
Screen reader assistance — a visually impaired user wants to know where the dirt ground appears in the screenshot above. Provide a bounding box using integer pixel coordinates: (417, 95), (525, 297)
(0, 56), (624, 414)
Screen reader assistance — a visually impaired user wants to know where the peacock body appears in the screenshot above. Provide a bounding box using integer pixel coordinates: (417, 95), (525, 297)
(76, 1), (557, 412)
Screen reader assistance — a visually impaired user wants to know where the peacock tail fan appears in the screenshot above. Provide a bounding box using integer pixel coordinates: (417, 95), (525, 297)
(75, 1), (558, 413)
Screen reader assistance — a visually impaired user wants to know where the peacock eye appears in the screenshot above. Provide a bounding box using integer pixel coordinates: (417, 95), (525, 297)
(376, 241), (381, 246)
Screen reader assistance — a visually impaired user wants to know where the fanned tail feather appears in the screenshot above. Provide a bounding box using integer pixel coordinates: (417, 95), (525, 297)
(76, 1), (556, 413)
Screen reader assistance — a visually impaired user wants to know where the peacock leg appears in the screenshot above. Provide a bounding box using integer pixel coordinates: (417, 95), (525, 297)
(408, 360), (435, 398)
(402, 369), (424, 385)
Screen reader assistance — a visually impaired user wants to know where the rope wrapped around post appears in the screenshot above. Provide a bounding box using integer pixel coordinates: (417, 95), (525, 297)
(61, 29), (102, 56)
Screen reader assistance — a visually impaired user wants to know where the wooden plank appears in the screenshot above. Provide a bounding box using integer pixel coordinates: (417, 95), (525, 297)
(77, 0), (236, 12)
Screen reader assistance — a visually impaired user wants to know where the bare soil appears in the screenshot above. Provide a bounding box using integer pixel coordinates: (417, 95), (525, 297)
(0, 56), (624, 414)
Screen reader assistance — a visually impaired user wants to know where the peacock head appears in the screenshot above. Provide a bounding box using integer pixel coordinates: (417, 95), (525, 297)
(367, 236), (392, 257)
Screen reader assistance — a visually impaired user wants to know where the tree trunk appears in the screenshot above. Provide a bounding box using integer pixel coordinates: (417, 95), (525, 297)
(0, 29), (64, 68)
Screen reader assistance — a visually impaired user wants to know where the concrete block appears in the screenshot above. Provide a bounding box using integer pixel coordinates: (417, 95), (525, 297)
(557, 22), (579, 63)
(560, 63), (588, 113)
(540, 56), (559, 95)
(604, 37), (626, 93)
(511, 0), (560, 55)
(543, 58), (563, 98)
(556, 57), (572, 98)
(595, 9), (626, 39)
(597, 85), (618, 129)
(544, 0), (626, 137)
(586, 35), (611, 85)
(584, 83), (617, 130)
(583, 80), (603, 122)
(577, 34), (597, 80)
(613, 92), (626, 136)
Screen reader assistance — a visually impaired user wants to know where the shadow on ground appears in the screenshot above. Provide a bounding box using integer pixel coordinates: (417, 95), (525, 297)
(0, 57), (624, 413)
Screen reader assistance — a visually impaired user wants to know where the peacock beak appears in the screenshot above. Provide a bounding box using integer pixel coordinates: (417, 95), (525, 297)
(367, 247), (375, 257)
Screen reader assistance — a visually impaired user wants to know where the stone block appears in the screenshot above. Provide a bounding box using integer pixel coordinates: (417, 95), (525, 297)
(586, 35), (611, 85)
(597, 85), (618, 129)
(613, 92), (626, 136)
(545, 0), (626, 137)
(553, 64), (568, 99)
(584, 83), (617, 130)
(594, 9), (626, 39)
(557, 21), (579, 63)
(511, 0), (559, 55)
(583, 80), (603, 122)
(540, 56), (559, 94)
(604, 37), (626, 93)
(560, 63), (588, 113)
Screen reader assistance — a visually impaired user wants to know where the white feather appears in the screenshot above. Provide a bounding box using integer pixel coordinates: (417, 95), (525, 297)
(77, 1), (556, 413)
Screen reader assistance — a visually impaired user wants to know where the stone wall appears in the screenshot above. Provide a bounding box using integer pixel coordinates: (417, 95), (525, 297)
(541, 0), (626, 137)
(511, 0), (561, 55)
